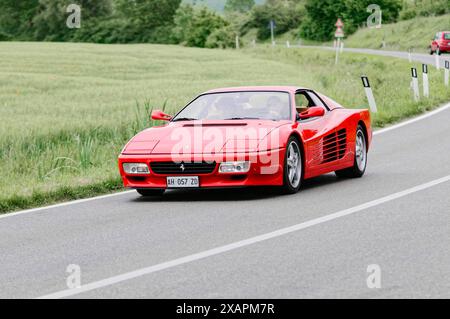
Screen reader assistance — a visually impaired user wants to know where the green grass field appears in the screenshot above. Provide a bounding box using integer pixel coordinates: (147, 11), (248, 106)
(344, 14), (450, 53)
(1, 42), (450, 213)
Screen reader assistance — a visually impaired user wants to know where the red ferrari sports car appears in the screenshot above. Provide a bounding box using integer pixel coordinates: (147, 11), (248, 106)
(118, 86), (372, 196)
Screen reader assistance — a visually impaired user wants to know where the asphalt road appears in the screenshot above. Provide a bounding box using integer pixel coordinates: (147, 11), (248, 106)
(307, 45), (450, 67)
(1, 49), (450, 299)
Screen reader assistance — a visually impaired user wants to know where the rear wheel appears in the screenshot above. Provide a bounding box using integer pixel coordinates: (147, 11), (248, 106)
(281, 137), (303, 194)
(335, 125), (367, 178)
(136, 189), (165, 197)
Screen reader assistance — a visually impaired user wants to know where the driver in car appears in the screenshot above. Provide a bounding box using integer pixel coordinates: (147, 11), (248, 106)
(266, 96), (286, 120)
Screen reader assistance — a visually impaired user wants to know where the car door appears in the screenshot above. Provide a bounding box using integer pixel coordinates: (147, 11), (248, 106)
(294, 90), (347, 178)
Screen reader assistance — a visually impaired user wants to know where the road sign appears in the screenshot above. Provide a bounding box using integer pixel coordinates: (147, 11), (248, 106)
(335, 18), (344, 38)
(335, 29), (344, 38)
(335, 18), (344, 28)
(269, 20), (276, 29)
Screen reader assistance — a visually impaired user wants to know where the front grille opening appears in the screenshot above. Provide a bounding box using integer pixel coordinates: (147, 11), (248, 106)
(150, 161), (216, 175)
(128, 176), (147, 182)
(230, 174), (247, 181)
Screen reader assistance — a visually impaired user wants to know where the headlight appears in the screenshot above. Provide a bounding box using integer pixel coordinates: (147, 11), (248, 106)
(219, 161), (250, 173)
(123, 163), (150, 174)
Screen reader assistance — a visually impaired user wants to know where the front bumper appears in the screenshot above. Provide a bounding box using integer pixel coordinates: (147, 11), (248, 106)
(118, 149), (284, 189)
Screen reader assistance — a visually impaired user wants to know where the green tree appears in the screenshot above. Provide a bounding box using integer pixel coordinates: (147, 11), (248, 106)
(115, 0), (181, 29)
(171, 4), (195, 43)
(172, 5), (226, 47)
(33, 0), (112, 41)
(187, 7), (226, 47)
(250, 0), (304, 40)
(224, 0), (255, 13)
(0, 0), (39, 38)
(206, 25), (238, 48)
(300, 0), (402, 41)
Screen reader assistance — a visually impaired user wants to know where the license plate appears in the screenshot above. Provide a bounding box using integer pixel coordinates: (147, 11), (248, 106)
(166, 176), (199, 188)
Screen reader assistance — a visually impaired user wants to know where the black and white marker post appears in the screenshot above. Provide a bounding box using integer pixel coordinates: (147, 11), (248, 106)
(445, 60), (449, 87)
(411, 67), (420, 101)
(422, 64), (429, 98)
(361, 76), (377, 113)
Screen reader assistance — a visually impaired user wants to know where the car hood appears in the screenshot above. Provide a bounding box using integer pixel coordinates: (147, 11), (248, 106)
(122, 120), (289, 155)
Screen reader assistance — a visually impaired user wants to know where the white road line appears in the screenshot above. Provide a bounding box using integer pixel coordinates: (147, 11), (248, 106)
(37, 174), (450, 299)
(2, 101), (450, 220)
(0, 191), (135, 220)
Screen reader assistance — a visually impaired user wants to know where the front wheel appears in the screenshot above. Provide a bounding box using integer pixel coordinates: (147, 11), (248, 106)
(136, 189), (165, 197)
(335, 125), (367, 178)
(281, 137), (303, 194)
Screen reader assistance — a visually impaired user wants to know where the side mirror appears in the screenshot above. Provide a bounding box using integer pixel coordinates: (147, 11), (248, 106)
(299, 106), (325, 120)
(151, 110), (172, 121)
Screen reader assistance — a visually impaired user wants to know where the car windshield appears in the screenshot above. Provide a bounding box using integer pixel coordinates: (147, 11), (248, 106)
(172, 91), (291, 121)
(444, 33), (450, 40)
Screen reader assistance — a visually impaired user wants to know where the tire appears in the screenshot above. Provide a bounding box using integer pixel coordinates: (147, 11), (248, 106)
(281, 136), (303, 194)
(335, 125), (367, 178)
(136, 189), (165, 197)
(430, 48), (434, 55)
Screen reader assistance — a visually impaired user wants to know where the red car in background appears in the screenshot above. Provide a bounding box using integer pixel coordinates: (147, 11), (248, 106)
(430, 31), (450, 55)
(118, 87), (372, 197)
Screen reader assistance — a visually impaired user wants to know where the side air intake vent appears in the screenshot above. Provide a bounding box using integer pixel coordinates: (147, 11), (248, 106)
(322, 129), (347, 163)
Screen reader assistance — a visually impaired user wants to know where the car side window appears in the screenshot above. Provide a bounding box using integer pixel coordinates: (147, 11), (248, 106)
(295, 92), (313, 113)
(306, 91), (328, 110)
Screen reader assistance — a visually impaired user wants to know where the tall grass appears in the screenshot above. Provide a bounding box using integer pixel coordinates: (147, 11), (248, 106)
(1, 42), (449, 213)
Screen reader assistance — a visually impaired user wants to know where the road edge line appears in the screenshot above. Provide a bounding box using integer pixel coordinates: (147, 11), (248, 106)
(37, 174), (450, 299)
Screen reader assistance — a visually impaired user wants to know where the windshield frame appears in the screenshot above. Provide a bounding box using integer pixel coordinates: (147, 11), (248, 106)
(171, 90), (293, 122)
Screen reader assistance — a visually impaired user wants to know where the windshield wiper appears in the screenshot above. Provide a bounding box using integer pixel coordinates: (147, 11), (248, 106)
(172, 117), (198, 122)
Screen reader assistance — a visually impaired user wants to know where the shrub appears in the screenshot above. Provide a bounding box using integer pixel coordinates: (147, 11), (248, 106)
(206, 25), (238, 48)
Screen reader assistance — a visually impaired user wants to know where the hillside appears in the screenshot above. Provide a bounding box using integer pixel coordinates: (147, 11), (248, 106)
(344, 14), (450, 53)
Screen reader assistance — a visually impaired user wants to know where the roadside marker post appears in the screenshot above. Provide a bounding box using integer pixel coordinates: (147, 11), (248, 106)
(411, 68), (420, 102)
(445, 61), (449, 86)
(422, 64), (429, 98)
(361, 76), (377, 113)
(335, 38), (340, 65)
(251, 39), (256, 48)
(235, 35), (240, 50)
(435, 54), (440, 70)
(286, 40), (290, 48)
